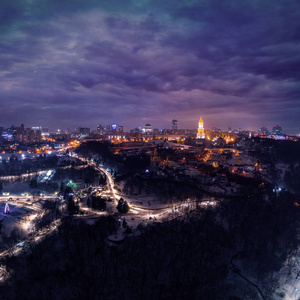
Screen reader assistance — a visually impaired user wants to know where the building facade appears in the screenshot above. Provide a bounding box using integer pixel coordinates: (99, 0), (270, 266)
(197, 117), (205, 139)
(172, 119), (178, 130)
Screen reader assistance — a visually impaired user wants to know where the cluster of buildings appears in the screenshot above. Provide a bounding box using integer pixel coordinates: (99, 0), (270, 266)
(143, 138), (272, 193)
(80, 121), (287, 144)
(0, 117), (291, 157)
(0, 119), (288, 145)
(95, 118), (239, 144)
(143, 140), (271, 197)
(0, 124), (49, 144)
(0, 118), (295, 198)
(108, 118), (291, 186)
(96, 124), (123, 136)
(257, 125), (284, 139)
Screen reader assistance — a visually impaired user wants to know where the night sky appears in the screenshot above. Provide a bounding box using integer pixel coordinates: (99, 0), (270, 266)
(0, 0), (299, 133)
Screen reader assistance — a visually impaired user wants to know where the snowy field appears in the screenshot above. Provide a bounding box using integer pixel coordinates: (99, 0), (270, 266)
(0, 200), (39, 244)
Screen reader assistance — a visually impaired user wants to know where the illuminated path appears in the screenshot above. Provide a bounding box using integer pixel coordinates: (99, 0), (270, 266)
(0, 218), (62, 281)
(0, 155), (216, 282)
(0, 170), (48, 182)
(76, 155), (217, 223)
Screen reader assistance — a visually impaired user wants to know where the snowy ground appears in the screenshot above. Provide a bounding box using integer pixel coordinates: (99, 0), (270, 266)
(0, 177), (47, 245)
(0, 200), (40, 244)
(2, 181), (36, 194)
(272, 248), (300, 300)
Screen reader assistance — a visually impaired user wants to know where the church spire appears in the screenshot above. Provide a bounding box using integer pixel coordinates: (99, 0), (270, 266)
(197, 116), (205, 139)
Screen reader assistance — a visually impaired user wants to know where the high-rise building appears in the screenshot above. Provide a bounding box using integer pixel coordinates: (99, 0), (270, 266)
(79, 127), (90, 136)
(41, 127), (49, 136)
(197, 117), (205, 139)
(97, 124), (105, 135)
(26, 126), (41, 142)
(130, 127), (141, 134)
(272, 125), (282, 136)
(106, 125), (112, 133)
(258, 127), (269, 136)
(145, 123), (152, 133)
(172, 120), (178, 130)
(25, 128), (33, 143)
(36, 130), (42, 142)
(118, 126), (123, 133)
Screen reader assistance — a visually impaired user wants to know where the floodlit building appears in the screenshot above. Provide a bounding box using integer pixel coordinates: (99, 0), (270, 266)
(112, 124), (117, 131)
(145, 123), (152, 133)
(197, 117), (205, 139)
(41, 127), (49, 136)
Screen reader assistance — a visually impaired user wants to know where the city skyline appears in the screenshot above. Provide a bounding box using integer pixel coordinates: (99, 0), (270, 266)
(0, 1), (300, 134)
(0, 119), (288, 135)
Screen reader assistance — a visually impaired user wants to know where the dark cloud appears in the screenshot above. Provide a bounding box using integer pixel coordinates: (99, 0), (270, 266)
(0, 0), (299, 133)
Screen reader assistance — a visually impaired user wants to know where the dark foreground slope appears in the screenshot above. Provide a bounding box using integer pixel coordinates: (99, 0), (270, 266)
(1, 192), (300, 300)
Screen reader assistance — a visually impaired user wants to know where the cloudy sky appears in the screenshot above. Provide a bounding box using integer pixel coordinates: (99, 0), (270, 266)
(0, 0), (299, 133)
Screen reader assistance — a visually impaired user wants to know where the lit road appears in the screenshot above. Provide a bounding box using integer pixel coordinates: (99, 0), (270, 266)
(76, 157), (119, 207)
(0, 170), (49, 182)
(0, 154), (218, 282)
(76, 155), (217, 224)
(0, 196), (42, 213)
(0, 218), (61, 281)
(0, 218), (61, 258)
(0, 193), (60, 266)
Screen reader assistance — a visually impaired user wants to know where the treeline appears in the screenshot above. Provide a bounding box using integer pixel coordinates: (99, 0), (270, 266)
(0, 155), (59, 176)
(53, 165), (100, 184)
(75, 141), (115, 162)
(1, 190), (300, 299)
(87, 195), (106, 211)
(122, 174), (202, 204)
(76, 141), (150, 176)
(256, 139), (300, 164)
(284, 165), (300, 193)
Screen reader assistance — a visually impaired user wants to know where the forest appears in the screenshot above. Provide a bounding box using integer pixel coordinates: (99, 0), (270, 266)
(1, 190), (300, 299)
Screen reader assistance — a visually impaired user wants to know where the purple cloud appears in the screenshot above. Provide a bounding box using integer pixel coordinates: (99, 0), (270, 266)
(0, 0), (299, 133)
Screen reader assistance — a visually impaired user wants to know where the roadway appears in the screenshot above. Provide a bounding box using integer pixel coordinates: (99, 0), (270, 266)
(0, 154), (217, 281)
(79, 155), (217, 225)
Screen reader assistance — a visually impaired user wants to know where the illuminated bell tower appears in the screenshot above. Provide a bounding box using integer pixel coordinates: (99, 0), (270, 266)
(197, 117), (205, 139)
